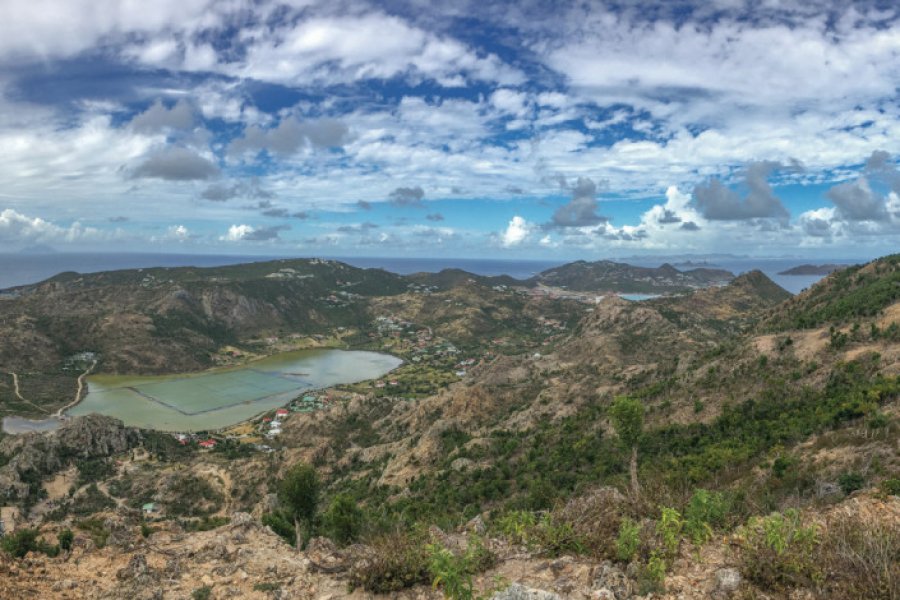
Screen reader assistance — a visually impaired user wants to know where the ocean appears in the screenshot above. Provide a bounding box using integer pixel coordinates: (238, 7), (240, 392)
(0, 252), (867, 295)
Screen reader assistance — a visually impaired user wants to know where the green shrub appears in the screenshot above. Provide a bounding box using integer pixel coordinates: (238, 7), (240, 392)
(737, 509), (821, 592)
(838, 471), (865, 495)
(324, 493), (364, 545)
(427, 536), (498, 600)
(428, 544), (475, 600)
(262, 512), (295, 545)
(58, 528), (74, 551)
(638, 552), (667, 595)
(1, 528), (40, 558)
(616, 517), (641, 562)
(656, 507), (683, 559)
(75, 517), (110, 548)
(684, 489), (728, 546)
(881, 478), (900, 496)
(495, 511), (536, 546)
(191, 586), (211, 600)
(532, 514), (585, 557)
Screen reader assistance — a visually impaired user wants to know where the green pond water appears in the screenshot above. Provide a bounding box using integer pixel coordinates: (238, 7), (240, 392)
(67, 349), (402, 431)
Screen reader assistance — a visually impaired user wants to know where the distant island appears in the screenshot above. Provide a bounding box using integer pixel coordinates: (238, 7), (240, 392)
(778, 264), (847, 276)
(18, 244), (58, 254)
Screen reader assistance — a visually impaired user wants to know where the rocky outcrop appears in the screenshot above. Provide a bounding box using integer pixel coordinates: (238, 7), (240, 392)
(0, 415), (140, 503)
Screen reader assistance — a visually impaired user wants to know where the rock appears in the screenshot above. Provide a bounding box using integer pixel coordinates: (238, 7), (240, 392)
(451, 457), (474, 471)
(592, 561), (632, 599)
(466, 514), (487, 535)
(116, 554), (148, 581)
(591, 589), (616, 600)
(230, 511), (254, 527)
(492, 583), (563, 600)
(715, 568), (741, 595)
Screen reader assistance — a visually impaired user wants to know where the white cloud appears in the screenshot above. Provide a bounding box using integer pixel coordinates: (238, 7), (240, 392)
(0, 208), (104, 245)
(168, 224), (190, 240)
(220, 224), (254, 242)
(500, 215), (532, 247)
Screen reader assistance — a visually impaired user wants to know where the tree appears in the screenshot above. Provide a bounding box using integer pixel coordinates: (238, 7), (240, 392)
(609, 396), (644, 497)
(278, 462), (320, 549)
(324, 493), (364, 545)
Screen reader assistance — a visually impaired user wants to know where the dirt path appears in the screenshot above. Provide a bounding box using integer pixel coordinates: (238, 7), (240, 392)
(54, 360), (97, 417)
(7, 371), (50, 414)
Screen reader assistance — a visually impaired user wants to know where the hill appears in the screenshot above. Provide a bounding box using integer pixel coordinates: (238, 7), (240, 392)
(528, 260), (734, 293)
(777, 263), (847, 276)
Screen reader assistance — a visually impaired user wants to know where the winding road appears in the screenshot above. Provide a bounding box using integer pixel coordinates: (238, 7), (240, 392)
(7, 371), (49, 414)
(54, 360), (97, 418)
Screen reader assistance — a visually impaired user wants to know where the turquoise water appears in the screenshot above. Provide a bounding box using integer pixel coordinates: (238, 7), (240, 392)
(68, 349), (401, 431)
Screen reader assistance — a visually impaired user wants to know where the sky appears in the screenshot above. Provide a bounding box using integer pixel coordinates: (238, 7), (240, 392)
(0, 0), (899, 260)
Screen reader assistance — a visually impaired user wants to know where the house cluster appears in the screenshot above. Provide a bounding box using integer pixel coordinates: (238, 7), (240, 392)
(322, 289), (359, 307)
(261, 408), (290, 438)
(264, 267), (316, 280)
(535, 316), (567, 333)
(171, 433), (219, 449)
(406, 283), (440, 295)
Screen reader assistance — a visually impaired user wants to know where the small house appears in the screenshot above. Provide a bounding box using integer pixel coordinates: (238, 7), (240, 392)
(198, 439), (217, 449)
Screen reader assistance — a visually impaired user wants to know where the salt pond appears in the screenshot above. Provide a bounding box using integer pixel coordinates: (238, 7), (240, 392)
(67, 349), (401, 431)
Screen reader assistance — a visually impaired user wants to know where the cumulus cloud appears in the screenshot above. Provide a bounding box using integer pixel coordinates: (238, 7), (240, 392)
(501, 215), (532, 246)
(130, 99), (195, 132)
(824, 150), (900, 222)
(826, 178), (888, 221)
(692, 162), (789, 221)
(426, 212), (444, 221)
(799, 207), (837, 238)
(388, 186), (425, 207)
(220, 224), (288, 242)
(356, 200), (372, 211)
(133, 147), (219, 181)
(0, 208), (102, 245)
(229, 118), (350, 158)
(548, 177), (608, 228)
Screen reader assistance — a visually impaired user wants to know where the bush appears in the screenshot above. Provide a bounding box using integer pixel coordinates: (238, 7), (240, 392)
(819, 512), (899, 599)
(881, 478), (900, 496)
(75, 518), (110, 549)
(58, 528), (74, 551)
(737, 509), (821, 592)
(616, 517), (640, 562)
(262, 512), (295, 546)
(191, 586), (211, 600)
(838, 471), (865, 495)
(349, 530), (429, 593)
(2, 528), (39, 558)
(684, 489), (729, 546)
(495, 511), (536, 546)
(656, 507), (683, 559)
(552, 487), (626, 560)
(324, 494), (364, 545)
(1, 528), (59, 558)
(427, 544), (475, 600)
(638, 552), (667, 595)
(427, 536), (498, 600)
